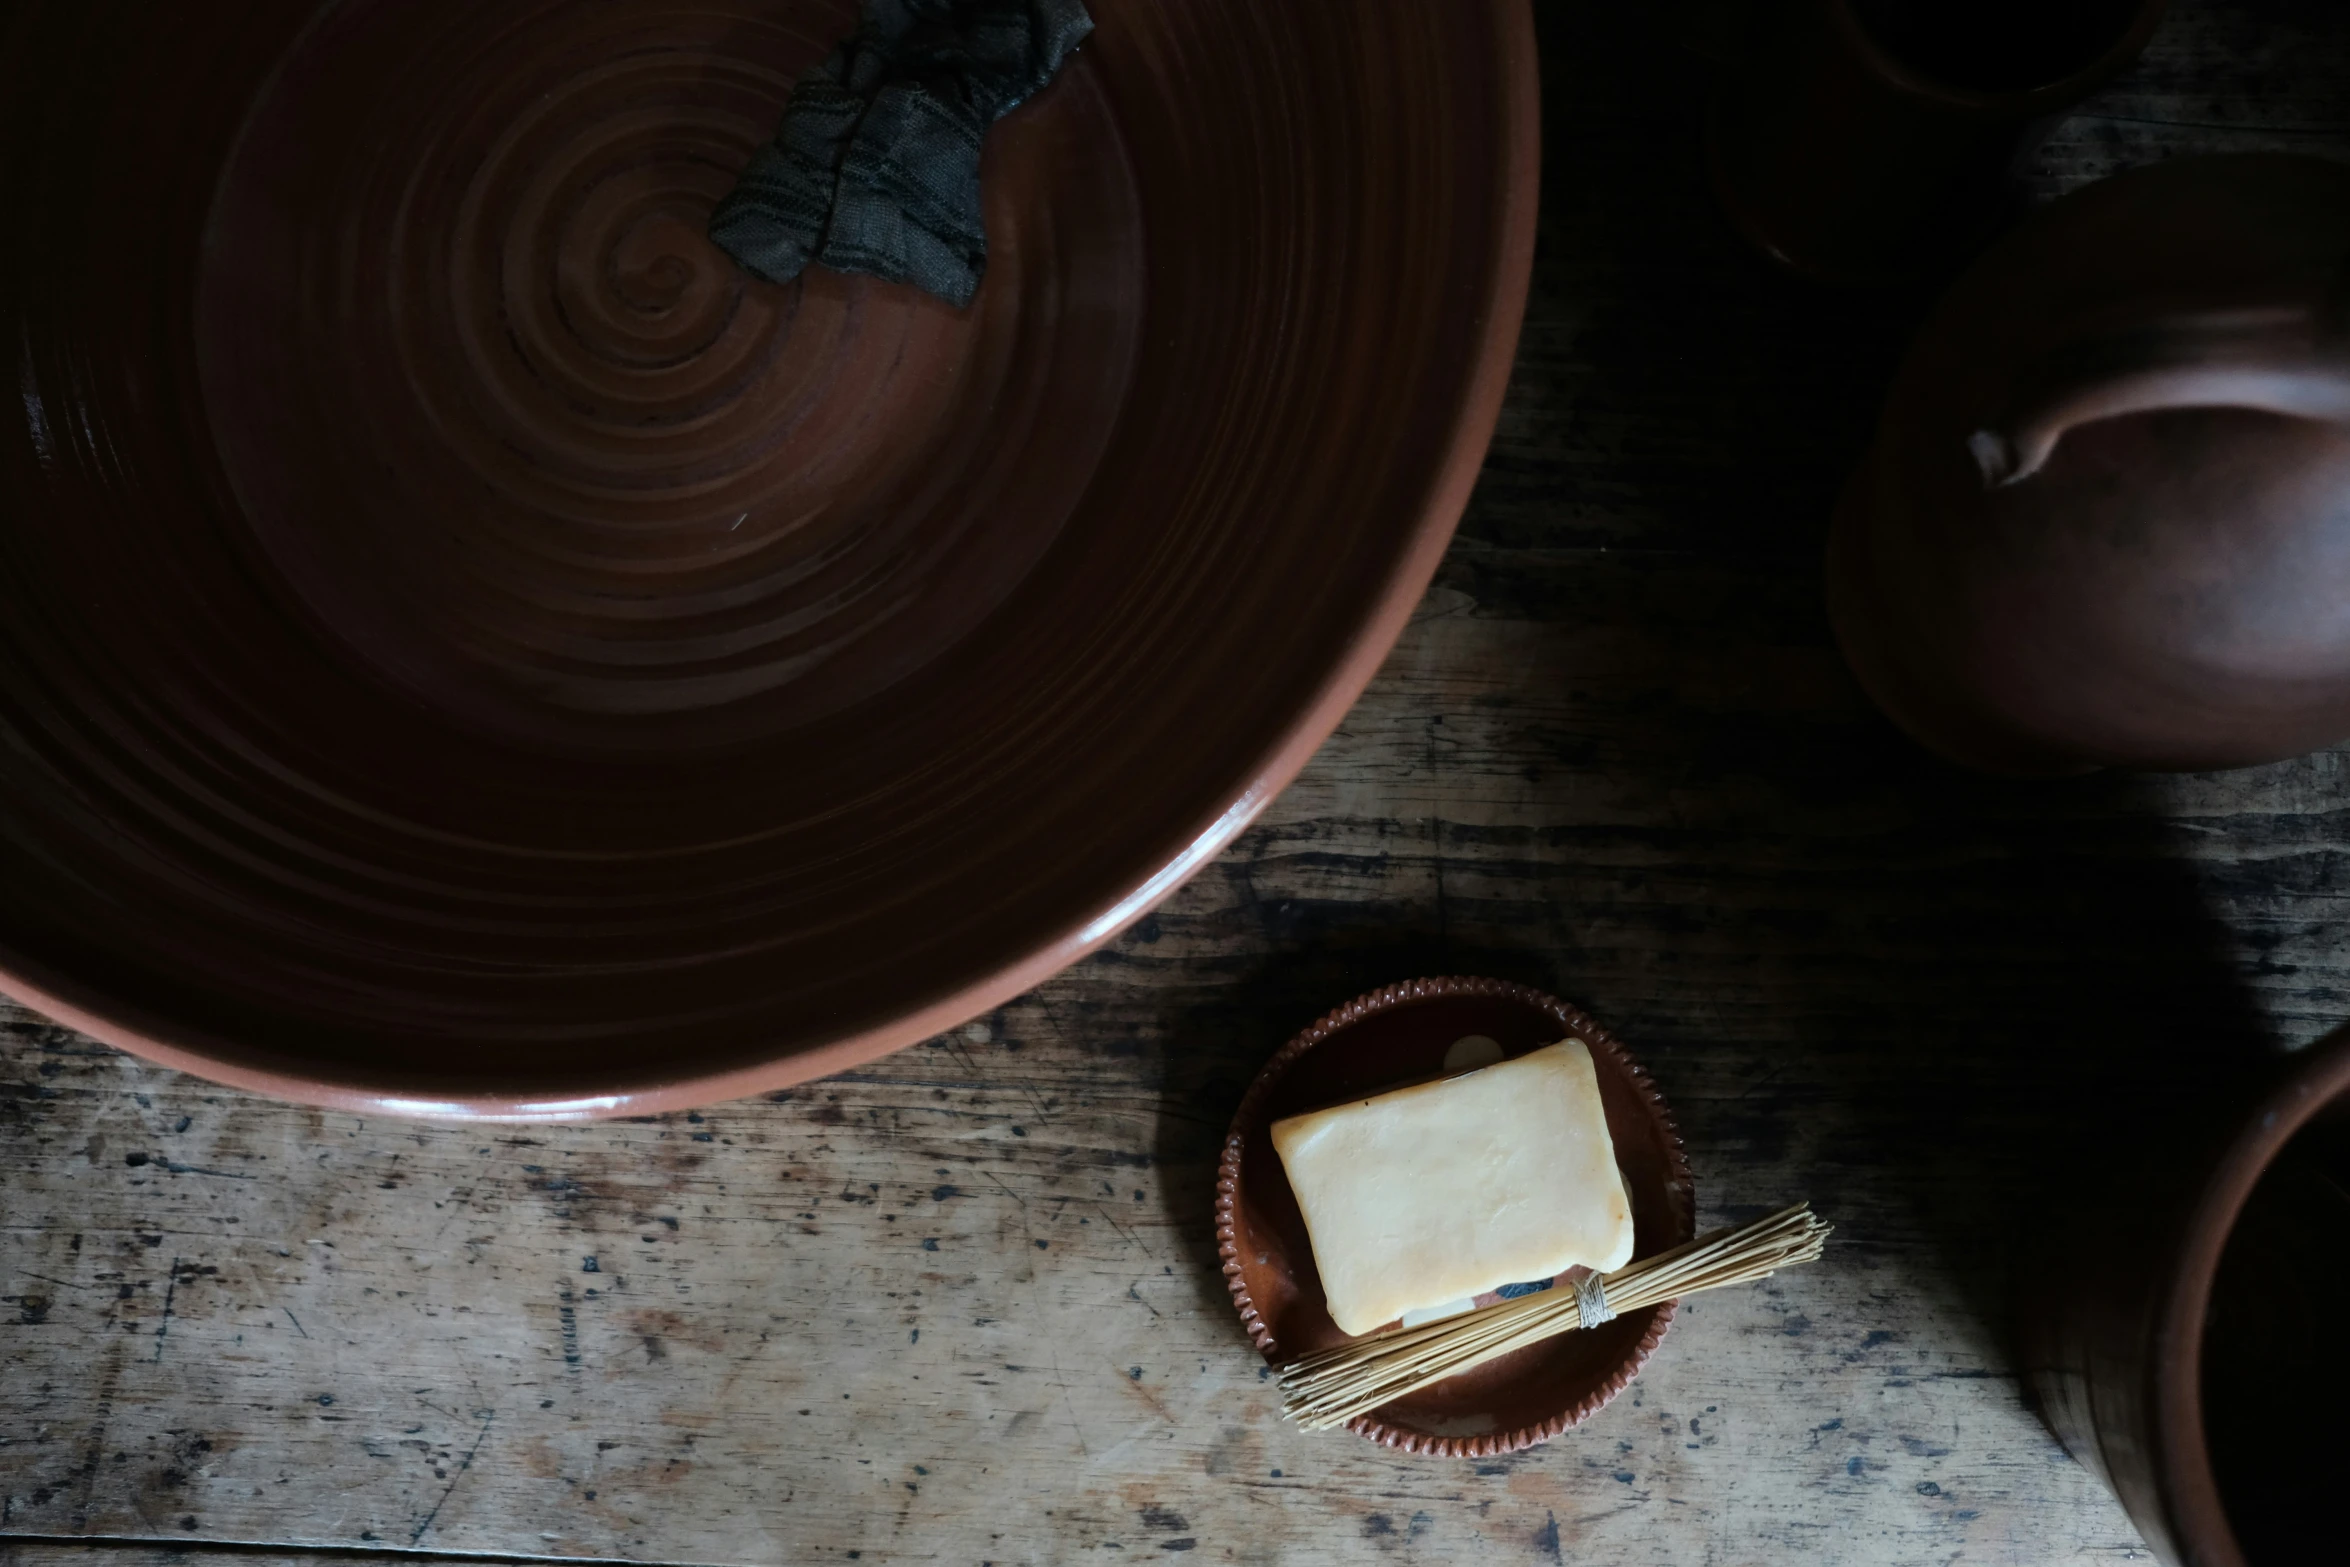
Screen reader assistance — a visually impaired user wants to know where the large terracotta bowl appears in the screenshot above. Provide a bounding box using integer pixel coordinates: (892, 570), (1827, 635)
(0, 1), (1537, 1117)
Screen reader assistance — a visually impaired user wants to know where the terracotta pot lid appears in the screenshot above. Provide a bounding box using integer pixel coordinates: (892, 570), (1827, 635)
(1216, 976), (1696, 1457)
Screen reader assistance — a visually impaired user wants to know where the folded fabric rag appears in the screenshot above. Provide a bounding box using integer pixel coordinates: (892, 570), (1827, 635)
(709, 0), (1094, 308)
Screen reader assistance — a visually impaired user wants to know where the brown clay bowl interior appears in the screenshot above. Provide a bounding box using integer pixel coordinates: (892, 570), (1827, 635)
(1217, 977), (1696, 1457)
(2168, 1039), (2350, 1566)
(0, 2), (1536, 1116)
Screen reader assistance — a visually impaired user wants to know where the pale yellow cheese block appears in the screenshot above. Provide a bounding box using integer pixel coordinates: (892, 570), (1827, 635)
(1270, 1039), (1635, 1336)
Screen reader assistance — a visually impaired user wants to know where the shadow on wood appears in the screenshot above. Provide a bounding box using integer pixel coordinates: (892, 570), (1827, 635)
(1151, 0), (2294, 1389)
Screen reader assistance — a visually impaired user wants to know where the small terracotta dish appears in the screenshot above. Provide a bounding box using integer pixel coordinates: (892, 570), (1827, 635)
(1217, 976), (1695, 1457)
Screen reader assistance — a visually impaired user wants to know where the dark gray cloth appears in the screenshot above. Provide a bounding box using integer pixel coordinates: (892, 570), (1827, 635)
(709, 0), (1093, 308)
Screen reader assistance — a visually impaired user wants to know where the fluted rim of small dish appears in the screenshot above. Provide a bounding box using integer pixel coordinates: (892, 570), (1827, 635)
(1215, 974), (1695, 1458)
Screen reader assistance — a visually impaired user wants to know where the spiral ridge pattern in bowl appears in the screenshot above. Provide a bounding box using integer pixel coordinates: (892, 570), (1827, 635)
(0, 0), (1537, 1115)
(200, 0), (1142, 742)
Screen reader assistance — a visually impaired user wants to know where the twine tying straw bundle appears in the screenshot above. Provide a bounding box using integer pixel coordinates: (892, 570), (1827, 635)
(1279, 1202), (1830, 1431)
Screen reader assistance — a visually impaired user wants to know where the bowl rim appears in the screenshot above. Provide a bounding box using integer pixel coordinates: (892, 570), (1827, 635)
(1821, 0), (2167, 116)
(1215, 975), (1695, 1458)
(0, 0), (1541, 1121)
(2154, 1027), (2350, 1567)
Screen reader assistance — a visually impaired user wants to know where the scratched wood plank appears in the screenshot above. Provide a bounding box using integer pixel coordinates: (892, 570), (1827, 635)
(0, 1550), (533, 1567)
(5, 2), (2348, 1564)
(0, 974), (2158, 1567)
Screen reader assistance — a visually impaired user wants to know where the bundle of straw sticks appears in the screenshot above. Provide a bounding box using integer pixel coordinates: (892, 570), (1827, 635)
(1279, 1202), (1829, 1431)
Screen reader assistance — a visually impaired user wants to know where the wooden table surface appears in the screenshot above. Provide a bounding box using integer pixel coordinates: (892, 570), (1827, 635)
(7, 4), (2349, 1564)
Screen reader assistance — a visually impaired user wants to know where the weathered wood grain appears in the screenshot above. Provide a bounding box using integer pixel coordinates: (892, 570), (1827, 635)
(6, 1), (2349, 1563)
(0, 1548), (543, 1567)
(0, 994), (2147, 1566)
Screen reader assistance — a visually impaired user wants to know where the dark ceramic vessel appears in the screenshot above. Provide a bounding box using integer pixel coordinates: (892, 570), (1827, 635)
(1216, 977), (1695, 1458)
(1709, 0), (2165, 285)
(2022, 1029), (2350, 1566)
(1830, 154), (2350, 774)
(0, 1), (1537, 1116)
